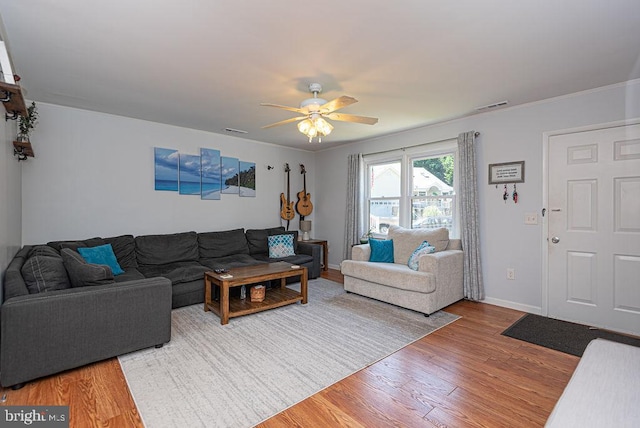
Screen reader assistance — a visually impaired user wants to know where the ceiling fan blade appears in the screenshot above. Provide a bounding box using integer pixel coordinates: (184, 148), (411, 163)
(262, 116), (307, 129)
(319, 96), (357, 113)
(260, 103), (305, 114)
(325, 112), (379, 125)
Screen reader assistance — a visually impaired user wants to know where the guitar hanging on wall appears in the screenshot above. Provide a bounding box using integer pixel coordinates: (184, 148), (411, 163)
(280, 163), (295, 229)
(296, 164), (313, 220)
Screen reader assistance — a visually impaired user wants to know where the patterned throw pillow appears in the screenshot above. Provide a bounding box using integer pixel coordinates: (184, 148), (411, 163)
(268, 234), (296, 258)
(407, 240), (436, 270)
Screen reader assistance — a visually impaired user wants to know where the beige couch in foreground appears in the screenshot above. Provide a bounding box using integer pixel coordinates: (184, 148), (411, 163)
(340, 226), (464, 315)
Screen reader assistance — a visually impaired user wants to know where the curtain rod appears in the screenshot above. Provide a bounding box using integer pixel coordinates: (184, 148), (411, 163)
(363, 132), (480, 157)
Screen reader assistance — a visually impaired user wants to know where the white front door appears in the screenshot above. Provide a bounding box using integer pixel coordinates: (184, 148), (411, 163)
(548, 123), (640, 336)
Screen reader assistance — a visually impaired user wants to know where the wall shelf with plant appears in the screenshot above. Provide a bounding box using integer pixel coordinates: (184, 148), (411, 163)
(13, 101), (38, 161)
(0, 81), (27, 120)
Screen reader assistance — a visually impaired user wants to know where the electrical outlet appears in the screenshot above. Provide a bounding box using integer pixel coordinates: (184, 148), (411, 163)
(525, 213), (538, 225)
(507, 268), (515, 280)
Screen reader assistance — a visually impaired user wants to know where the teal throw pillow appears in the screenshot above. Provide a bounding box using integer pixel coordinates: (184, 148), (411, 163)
(268, 234), (296, 258)
(77, 244), (125, 275)
(369, 239), (394, 263)
(407, 240), (436, 270)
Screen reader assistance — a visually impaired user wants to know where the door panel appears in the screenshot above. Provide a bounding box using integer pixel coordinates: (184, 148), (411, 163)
(548, 123), (640, 335)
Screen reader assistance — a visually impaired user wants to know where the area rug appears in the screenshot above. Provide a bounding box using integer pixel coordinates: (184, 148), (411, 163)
(502, 313), (640, 357)
(118, 278), (458, 428)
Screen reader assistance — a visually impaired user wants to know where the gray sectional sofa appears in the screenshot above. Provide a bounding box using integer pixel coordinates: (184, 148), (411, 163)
(1, 226), (320, 388)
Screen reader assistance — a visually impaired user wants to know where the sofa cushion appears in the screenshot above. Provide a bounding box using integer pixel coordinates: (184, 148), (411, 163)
(199, 254), (265, 270)
(268, 234), (295, 258)
(60, 248), (115, 288)
(388, 226), (450, 265)
(113, 268), (146, 283)
(252, 253), (313, 266)
(104, 234), (138, 269)
(369, 239), (394, 263)
(3, 246), (32, 300)
(28, 245), (61, 258)
(21, 254), (71, 293)
(135, 231), (199, 265)
(407, 241), (436, 270)
(138, 261), (209, 285)
(246, 227), (288, 255)
(78, 244), (125, 275)
(47, 237), (106, 252)
(340, 260), (436, 294)
(198, 228), (250, 259)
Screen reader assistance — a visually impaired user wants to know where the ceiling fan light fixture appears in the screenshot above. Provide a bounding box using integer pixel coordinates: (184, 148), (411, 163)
(298, 115), (332, 142)
(261, 82), (378, 143)
(313, 117), (333, 135)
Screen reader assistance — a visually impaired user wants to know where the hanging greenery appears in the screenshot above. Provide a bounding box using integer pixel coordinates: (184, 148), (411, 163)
(18, 101), (38, 137)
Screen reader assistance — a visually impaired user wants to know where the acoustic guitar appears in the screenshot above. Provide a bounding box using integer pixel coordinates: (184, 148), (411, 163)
(280, 163), (295, 221)
(296, 164), (313, 219)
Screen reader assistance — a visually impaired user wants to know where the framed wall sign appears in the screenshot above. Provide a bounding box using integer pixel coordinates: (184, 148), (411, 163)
(488, 161), (525, 184)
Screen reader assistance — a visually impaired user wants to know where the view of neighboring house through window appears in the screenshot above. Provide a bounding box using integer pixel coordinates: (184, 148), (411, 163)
(411, 155), (455, 232)
(365, 143), (457, 237)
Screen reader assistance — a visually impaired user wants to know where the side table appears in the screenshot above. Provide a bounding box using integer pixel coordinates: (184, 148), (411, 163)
(303, 238), (328, 271)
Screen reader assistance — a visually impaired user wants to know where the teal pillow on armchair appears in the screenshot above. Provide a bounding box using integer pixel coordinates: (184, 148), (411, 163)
(368, 239), (394, 263)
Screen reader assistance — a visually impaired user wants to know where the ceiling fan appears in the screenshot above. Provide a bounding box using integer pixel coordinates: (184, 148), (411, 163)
(261, 83), (378, 142)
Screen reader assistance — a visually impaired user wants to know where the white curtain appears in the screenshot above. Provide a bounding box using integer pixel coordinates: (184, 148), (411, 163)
(343, 153), (364, 260)
(458, 131), (484, 300)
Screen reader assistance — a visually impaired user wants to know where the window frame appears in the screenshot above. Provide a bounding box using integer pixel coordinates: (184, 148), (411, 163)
(363, 140), (459, 238)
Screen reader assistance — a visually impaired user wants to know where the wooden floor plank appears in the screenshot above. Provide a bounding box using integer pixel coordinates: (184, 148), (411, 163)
(1, 269), (578, 428)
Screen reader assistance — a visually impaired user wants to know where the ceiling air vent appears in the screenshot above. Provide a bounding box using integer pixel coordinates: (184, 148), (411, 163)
(224, 127), (248, 134)
(475, 100), (508, 112)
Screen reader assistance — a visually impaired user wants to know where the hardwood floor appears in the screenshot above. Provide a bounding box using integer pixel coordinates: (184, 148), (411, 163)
(0, 270), (578, 427)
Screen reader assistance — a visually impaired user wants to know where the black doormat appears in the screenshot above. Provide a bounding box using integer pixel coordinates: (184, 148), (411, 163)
(501, 314), (640, 357)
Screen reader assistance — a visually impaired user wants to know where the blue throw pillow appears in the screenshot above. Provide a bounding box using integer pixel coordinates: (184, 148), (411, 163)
(268, 234), (296, 258)
(407, 240), (436, 270)
(369, 239), (394, 263)
(77, 244), (125, 276)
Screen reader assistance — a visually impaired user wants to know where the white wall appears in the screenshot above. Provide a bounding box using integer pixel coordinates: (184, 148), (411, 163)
(0, 106), (22, 302)
(21, 103), (316, 243)
(314, 79), (640, 313)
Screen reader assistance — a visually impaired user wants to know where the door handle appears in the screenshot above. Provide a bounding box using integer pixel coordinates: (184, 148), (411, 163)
(551, 237), (560, 244)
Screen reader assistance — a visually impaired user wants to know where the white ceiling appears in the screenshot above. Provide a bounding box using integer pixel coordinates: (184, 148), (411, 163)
(0, 0), (639, 151)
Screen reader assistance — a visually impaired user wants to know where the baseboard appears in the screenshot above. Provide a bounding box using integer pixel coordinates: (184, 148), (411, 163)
(327, 263), (341, 271)
(481, 297), (542, 315)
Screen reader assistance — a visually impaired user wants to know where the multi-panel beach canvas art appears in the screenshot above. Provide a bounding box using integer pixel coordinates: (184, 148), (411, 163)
(154, 148), (179, 191)
(239, 161), (256, 197)
(200, 148), (221, 200)
(154, 147), (254, 200)
(179, 154), (201, 195)
(221, 156), (239, 195)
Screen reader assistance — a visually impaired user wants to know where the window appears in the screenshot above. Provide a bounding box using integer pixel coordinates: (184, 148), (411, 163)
(364, 142), (458, 237)
(367, 161), (401, 234)
(410, 154), (455, 232)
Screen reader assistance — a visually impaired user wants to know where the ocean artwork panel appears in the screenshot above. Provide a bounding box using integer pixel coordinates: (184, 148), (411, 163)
(239, 161), (256, 197)
(179, 154), (201, 195)
(154, 147), (179, 191)
(221, 156), (239, 194)
(200, 148), (221, 200)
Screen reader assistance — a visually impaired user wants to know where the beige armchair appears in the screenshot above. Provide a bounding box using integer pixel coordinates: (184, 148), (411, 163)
(340, 226), (464, 315)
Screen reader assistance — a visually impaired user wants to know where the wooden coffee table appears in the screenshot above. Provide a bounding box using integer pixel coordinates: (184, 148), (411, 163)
(204, 262), (308, 325)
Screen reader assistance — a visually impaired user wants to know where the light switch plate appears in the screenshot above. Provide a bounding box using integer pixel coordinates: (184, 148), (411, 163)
(525, 213), (538, 225)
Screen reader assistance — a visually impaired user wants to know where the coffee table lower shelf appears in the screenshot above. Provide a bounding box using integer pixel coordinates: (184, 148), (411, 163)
(204, 262), (308, 325)
(205, 287), (304, 320)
